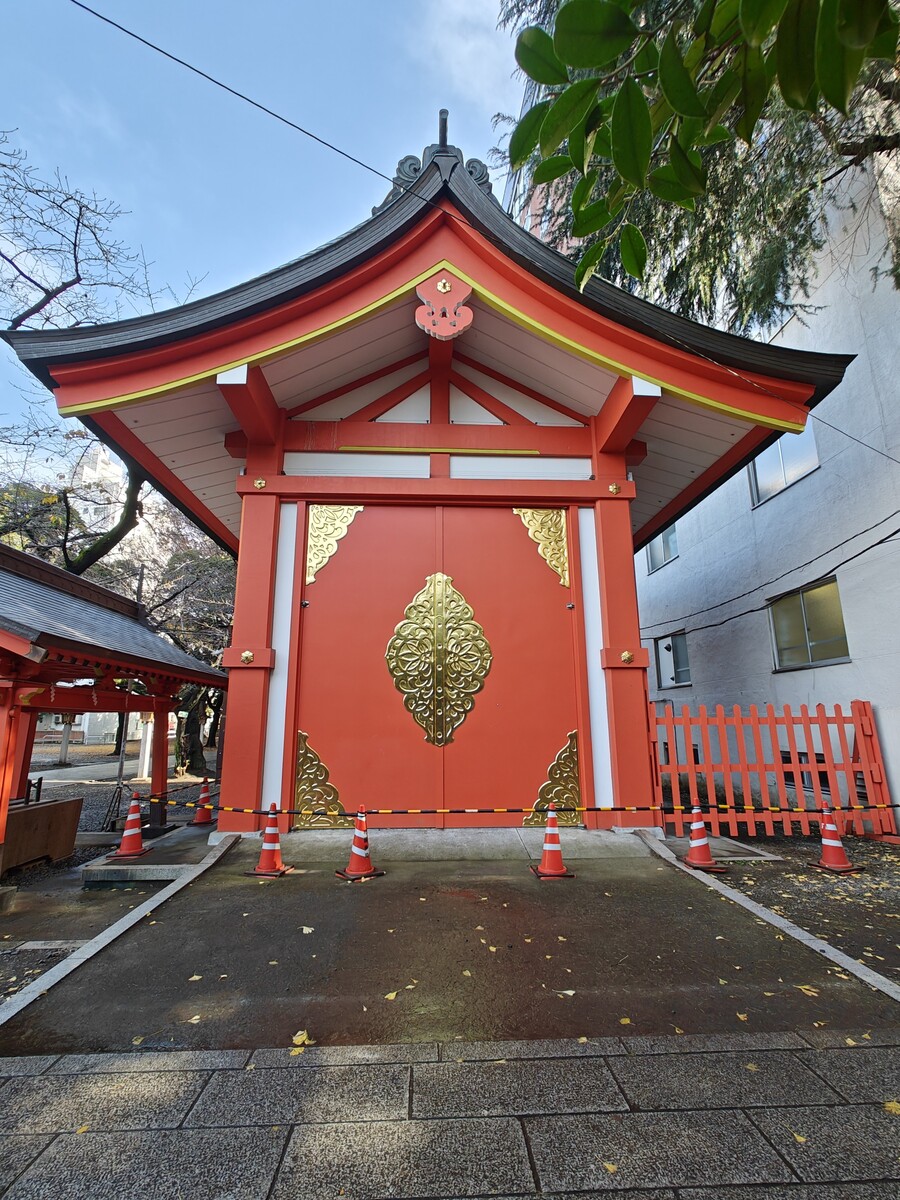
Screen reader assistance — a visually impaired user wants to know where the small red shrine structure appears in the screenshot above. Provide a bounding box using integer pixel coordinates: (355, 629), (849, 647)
(3, 123), (852, 835)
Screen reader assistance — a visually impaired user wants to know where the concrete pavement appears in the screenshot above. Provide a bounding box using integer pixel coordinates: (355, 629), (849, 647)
(0, 1031), (898, 1197)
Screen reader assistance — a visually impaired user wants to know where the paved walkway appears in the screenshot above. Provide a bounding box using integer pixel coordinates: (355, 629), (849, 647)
(1, 1031), (898, 1197)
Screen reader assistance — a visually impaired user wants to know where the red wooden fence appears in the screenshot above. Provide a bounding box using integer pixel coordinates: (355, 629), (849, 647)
(649, 700), (896, 839)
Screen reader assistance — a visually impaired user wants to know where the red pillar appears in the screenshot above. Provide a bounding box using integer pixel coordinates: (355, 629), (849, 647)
(593, 469), (655, 827)
(219, 491), (281, 832)
(11, 708), (38, 800)
(150, 699), (170, 826)
(0, 688), (21, 872)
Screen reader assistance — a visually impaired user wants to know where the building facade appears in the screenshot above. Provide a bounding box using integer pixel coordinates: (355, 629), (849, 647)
(637, 185), (900, 806)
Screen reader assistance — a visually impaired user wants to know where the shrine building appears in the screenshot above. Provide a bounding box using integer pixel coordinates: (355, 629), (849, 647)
(3, 123), (852, 835)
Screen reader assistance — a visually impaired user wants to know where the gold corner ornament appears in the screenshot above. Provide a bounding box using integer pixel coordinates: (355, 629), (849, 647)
(293, 731), (353, 829)
(524, 731), (580, 827)
(385, 573), (492, 746)
(513, 508), (569, 587)
(240, 650), (255, 665)
(306, 504), (364, 585)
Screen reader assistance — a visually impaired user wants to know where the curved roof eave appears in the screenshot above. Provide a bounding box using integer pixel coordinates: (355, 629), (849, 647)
(2, 151), (853, 405)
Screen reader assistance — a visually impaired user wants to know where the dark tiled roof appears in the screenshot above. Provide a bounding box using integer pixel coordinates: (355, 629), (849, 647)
(0, 549), (224, 685)
(2, 148), (852, 406)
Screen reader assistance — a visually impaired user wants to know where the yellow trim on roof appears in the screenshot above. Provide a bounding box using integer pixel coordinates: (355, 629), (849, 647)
(63, 258), (805, 432)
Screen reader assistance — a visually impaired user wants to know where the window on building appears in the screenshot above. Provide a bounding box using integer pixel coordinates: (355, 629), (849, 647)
(647, 524), (678, 572)
(749, 424), (818, 504)
(655, 631), (691, 687)
(769, 578), (849, 668)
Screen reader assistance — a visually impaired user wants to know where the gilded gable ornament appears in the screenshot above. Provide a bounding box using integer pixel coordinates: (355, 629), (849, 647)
(524, 731), (580, 826)
(385, 573), (492, 746)
(293, 731), (353, 829)
(306, 504), (364, 585)
(513, 508), (570, 587)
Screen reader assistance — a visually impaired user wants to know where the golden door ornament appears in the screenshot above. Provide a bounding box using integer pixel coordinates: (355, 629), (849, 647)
(524, 731), (580, 826)
(292, 731), (353, 829)
(306, 504), (364, 585)
(385, 572), (492, 746)
(513, 508), (569, 587)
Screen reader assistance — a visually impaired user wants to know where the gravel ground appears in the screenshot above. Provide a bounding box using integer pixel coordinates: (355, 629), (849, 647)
(29, 739), (142, 769)
(722, 834), (899, 979)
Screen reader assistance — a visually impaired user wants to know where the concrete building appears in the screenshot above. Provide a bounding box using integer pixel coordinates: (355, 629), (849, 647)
(636, 181), (900, 806)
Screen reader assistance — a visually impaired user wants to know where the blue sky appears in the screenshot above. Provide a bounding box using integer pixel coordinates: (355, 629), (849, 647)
(2, 1), (523, 421)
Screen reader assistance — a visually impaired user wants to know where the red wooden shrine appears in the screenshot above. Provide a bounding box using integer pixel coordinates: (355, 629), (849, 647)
(3, 123), (851, 836)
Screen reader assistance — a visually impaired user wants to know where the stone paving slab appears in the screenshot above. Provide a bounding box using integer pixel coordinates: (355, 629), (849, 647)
(797, 1047), (900, 1101)
(609, 1050), (844, 1110)
(412, 1057), (627, 1118)
(681, 1186), (900, 1200)
(0, 1136), (54, 1193)
(249, 1042), (438, 1068)
(270, 1117), (534, 1199)
(185, 1063), (409, 1127)
(442, 1037), (625, 1061)
(1, 1126), (287, 1200)
(620, 1031), (808, 1055)
(0, 1070), (207, 1134)
(799, 1026), (900, 1049)
(748, 1103), (900, 1181)
(0, 1057), (58, 1077)
(525, 1109), (795, 1191)
(47, 1049), (249, 1074)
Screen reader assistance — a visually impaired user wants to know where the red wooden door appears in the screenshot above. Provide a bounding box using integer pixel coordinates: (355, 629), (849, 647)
(295, 505), (578, 826)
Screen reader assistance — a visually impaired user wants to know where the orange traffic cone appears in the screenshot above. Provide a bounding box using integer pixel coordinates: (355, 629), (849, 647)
(683, 805), (727, 873)
(336, 808), (385, 881)
(246, 804), (294, 877)
(530, 804), (574, 878)
(107, 795), (152, 860)
(191, 778), (214, 826)
(813, 802), (862, 874)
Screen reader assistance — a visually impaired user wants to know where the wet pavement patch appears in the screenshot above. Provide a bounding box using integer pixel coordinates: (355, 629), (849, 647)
(0, 845), (897, 1055)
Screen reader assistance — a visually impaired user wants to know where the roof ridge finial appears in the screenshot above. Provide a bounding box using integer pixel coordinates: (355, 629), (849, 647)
(439, 109), (448, 149)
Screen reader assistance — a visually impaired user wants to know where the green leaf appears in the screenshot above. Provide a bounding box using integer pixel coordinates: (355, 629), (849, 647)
(611, 78), (653, 189)
(776, 0), (819, 108)
(574, 237), (611, 291)
(659, 30), (707, 117)
(866, 6), (899, 58)
(837, 0), (888, 49)
(816, 0), (865, 113)
(697, 123), (733, 145)
(634, 39), (660, 74)
(515, 26), (570, 85)
(703, 68), (742, 129)
(736, 43), (770, 141)
(539, 78), (600, 156)
(568, 111), (600, 174)
(648, 164), (698, 208)
(619, 223), (648, 279)
(554, 0), (639, 68)
(669, 137), (707, 194)
(594, 124), (613, 158)
(572, 200), (614, 237)
(710, 0), (741, 42)
(694, 0), (718, 36)
(532, 155), (573, 184)
(572, 169), (599, 211)
(740, 0), (789, 47)
(509, 99), (552, 169)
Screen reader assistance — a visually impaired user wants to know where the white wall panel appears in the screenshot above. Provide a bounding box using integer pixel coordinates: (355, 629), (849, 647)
(260, 503), (298, 814)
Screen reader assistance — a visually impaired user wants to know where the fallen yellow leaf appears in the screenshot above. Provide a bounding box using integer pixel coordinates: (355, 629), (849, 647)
(602, 1162), (618, 1174)
(718, 978), (728, 985)
(75, 1125), (90, 1135)
(384, 991), (399, 1001)
(292, 1030), (315, 1047)
(577, 1036), (588, 1044)
(289, 1046), (306, 1057)
(674, 1027), (685, 1035)
(131, 1036), (144, 1046)
(737, 1013), (749, 1022)
(791, 1131), (807, 1144)
(557, 936), (567, 942)
(883, 1100), (900, 1115)
(462, 970), (472, 977)
(188, 974), (202, 982)
(619, 1017), (631, 1026)
(269, 961), (279, 966)
(746, 1063), (759, 1072)
(488, 946), (497, 953)
(795, 984), (820, 998)
(845, 1037), (858, 1046)
(187, 1015), (201, 1024)
(301, 926), (314, 934)
(557, 990), (575, 997)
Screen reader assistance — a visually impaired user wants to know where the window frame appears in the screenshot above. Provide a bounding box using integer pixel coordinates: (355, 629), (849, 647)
(654, 630), (692, 689)
(768, 576), (851, 672)
(646, 524), (679, 574)
(748, 425), (819, 507)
